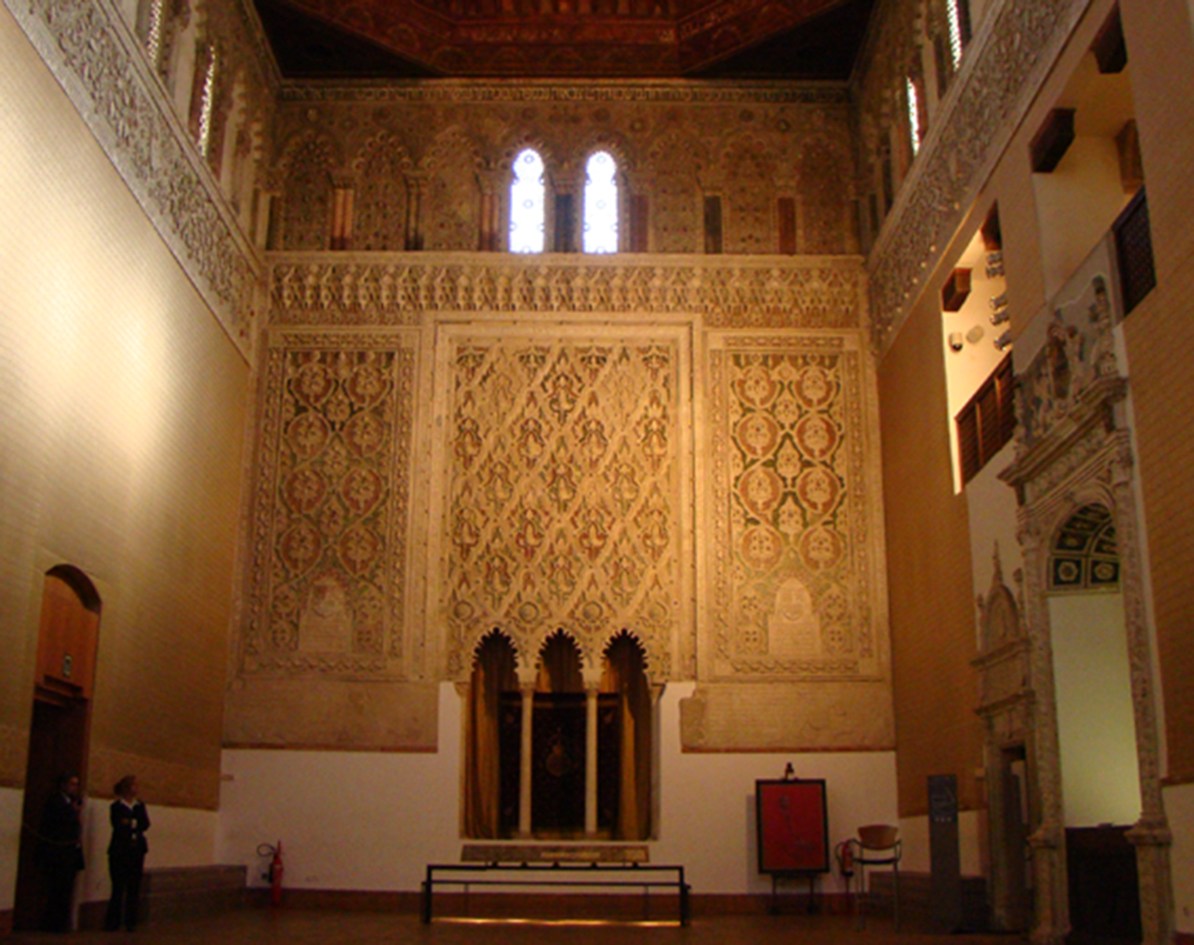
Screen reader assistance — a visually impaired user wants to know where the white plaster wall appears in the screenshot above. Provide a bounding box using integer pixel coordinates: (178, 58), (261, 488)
(965, 437), (1022, 645)
(897, 811), (984, 876)
(217, 682), (898, 896)
(77, 802), (218, 904)
(0, 787), (21, 911)
(1166, 783), (1194, 935)
(1049, 593), (1140, 827)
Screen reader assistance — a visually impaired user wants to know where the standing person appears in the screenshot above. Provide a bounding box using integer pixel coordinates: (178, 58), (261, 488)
(38, 772), (84, 932)
(105, 775), (150, 932)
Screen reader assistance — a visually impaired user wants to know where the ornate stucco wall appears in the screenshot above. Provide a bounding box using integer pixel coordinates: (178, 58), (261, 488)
(226, 246), (893, 751)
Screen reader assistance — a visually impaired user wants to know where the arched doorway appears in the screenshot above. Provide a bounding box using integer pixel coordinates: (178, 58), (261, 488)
(13, 566), (101, 931)
(1047, 505), (1141, 944)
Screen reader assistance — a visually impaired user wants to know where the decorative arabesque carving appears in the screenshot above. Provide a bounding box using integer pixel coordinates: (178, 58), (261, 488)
(439, 331), (686, 684)
(862, 0), (1088, 354)
(243, 331), (416, 678)
(646, 131), (706, 254)
(280, 134), (337, 251)
(267, 256), (866, 330)
(268, 82), (856, 260)
(707, 334), (884, 680)
(1000, 276), (1172, 945)
(352, 132), (413, 251)
(422, 128), (484, 251)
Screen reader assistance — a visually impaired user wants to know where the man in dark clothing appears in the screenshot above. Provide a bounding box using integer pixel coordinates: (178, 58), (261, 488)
(39, 773), (84, 932)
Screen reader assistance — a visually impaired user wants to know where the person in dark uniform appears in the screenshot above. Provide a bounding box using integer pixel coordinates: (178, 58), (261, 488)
(38, 772), (84, 932)
(105, 775), (150, 932)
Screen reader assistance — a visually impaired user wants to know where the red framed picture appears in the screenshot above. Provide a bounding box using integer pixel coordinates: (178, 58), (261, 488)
(756, 779), (829, 874)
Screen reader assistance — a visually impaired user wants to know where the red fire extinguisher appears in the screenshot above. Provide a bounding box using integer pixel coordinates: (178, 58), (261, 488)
(838, 839), (855, 877)
(269, 841), (284, 907)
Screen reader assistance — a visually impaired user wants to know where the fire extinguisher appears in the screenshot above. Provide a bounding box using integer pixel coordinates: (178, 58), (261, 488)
(258, 841), (284, 907)
(270, 841), (284, 906)
(837, 839), (855, 878)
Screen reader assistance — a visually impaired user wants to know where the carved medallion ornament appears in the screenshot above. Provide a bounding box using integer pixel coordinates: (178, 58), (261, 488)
(243, 331), (416, 677)
(707, 332), (886, 681)
(438, 329), (689, 683)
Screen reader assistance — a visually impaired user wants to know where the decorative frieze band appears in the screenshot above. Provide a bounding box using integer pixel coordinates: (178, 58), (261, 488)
(267, 255), (866, 328)
(5, 0), (263, 360)
(867, 0), (1086, 355)
(280, 79), (850, 106)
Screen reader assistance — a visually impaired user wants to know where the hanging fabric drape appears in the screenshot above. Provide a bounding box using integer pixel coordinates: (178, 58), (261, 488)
(464, 633), (517, 838)
(601, 635), (651, 840)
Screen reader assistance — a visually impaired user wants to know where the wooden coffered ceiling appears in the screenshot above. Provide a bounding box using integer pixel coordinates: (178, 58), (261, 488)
(253, 0), (876, 80)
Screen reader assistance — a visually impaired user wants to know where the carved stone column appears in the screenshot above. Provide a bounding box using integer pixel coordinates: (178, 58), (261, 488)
(1109, 446), (1174, 945)
(518, 677), (536, 838)
(1018, 528), (1069, 945)
(585, 683), (599, 836)
(404, 172), (426, 251)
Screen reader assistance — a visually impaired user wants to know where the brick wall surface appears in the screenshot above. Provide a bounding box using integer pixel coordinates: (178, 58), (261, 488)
(0, 7), (248, 808)
(1119, 0), (1194, 785)
(879, 293), (985, 817)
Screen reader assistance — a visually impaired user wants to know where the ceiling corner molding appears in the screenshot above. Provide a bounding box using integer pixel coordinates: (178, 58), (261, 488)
(4, 0), (263, 362)
(864, 0), (1089, 358)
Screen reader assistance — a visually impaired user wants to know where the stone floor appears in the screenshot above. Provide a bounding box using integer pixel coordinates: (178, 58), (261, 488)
(7, 909), (1027, 945)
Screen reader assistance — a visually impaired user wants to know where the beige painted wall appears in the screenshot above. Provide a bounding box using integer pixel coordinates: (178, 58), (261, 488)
(0, 1), (247, 824)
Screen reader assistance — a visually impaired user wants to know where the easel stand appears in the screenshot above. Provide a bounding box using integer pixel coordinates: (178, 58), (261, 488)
(769, 871), (819, 915)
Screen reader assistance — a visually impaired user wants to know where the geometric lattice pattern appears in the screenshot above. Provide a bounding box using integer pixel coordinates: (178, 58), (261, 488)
(442, 334), (681, 679)
(244, 334), (415, 676)
(709, 336), (879, 679)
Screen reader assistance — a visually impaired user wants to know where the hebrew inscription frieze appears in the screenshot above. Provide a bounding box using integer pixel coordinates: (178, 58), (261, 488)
(243, 331), (416, 678)
(707, 333), (884, 680)
(268, 256), (866, 329)
(438, 328), (690, 682)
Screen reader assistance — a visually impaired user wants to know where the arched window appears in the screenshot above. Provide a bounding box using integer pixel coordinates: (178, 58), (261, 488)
(583, 151), (618, 253)
(906, 75), (924, 156)
(509, 148), (545, 253)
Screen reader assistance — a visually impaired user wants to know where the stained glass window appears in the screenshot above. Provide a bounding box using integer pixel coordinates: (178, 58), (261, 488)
(583, 151), (618, 254)
(510, 148), (545, 254)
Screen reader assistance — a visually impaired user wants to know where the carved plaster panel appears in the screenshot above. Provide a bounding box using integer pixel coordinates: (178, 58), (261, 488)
(241, 329), (418, 680)
(5, 0), (269, 360)
(704, 332), (887, 681)
(432, 325), (692, 685)
(267, 255), (867, 329)
(270, 83), (856, 256)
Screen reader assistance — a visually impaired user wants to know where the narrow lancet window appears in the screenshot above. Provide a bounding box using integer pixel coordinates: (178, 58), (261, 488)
(906, 76), (922, 155)
(583, 150), (618, 254)
(197, 49), (218, 157)
(510, 148), (545, 254)
(946, 0), (965, 70)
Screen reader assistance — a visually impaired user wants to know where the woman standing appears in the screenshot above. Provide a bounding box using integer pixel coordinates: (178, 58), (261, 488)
(105, 775), (150, 932)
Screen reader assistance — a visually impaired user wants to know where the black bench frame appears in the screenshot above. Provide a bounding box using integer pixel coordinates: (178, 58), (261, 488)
(422, 862), (690, 925)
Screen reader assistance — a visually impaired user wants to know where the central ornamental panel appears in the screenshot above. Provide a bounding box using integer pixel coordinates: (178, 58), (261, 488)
(434, 325), (692, 681)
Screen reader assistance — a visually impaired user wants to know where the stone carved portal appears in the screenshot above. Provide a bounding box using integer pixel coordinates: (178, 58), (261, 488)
(999, 276), (1172, 945)
(437, 326), (691, 682)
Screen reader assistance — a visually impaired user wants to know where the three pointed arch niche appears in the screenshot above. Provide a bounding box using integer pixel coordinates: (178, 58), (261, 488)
(463, 628), (652, 840)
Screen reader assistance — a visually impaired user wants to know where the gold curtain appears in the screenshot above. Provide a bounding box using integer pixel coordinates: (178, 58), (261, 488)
(464, 633), (517, 838)
(601, 636), (651, 840)
(536, 630), (583, 693)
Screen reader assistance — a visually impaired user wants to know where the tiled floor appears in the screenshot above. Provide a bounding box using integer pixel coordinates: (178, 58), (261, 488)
(7, 909), (1026, 945)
